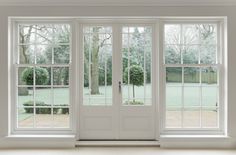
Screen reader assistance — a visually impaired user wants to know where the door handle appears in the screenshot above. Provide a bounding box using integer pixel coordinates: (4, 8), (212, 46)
(119, 81), (122, 93)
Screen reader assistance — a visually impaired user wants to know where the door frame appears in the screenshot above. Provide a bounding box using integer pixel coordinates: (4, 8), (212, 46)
(76, 18), (160, 141)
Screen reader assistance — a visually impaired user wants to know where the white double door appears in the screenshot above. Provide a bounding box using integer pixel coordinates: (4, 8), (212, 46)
(78, 23), (157, 140)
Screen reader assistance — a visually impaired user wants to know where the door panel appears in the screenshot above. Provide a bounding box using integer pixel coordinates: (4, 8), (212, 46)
(79, 26), (116, 139)
(119, 26), (155, 139)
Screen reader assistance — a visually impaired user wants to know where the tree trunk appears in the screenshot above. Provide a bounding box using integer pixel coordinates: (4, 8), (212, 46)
(133, 84), (135, 103)
(91, 28), (100, 94)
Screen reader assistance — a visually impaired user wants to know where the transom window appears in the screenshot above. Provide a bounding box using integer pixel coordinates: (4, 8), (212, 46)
(15, 23), (71, 129)
(164, 23), (221, 129)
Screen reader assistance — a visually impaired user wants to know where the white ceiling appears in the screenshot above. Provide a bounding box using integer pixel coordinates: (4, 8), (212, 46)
(0, 0), (235, 6)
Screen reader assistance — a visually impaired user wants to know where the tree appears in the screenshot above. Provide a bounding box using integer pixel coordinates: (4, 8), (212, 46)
(124, 65), (144, 103)
(21, 67), (49, 85)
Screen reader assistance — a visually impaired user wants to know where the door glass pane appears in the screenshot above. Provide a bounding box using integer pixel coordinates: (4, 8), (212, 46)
(122, 26), (152, 106)
(83, 26), (112, 106)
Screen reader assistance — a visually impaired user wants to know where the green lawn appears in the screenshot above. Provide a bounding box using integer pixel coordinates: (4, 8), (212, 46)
(18, 84), (218, 107)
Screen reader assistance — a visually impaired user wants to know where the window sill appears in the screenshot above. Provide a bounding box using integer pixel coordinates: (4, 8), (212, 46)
(160, 134), (229, 139)
(6, 134), (75, 140)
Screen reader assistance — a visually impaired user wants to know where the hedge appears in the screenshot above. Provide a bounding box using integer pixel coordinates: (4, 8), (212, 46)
(23, 101), (69, 114)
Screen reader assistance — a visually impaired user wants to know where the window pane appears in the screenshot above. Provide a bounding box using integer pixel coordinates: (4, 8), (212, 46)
(53, 67), (69, 85)
(166, 86), (182, 107)
(18, 87), (34, 107)
(53, 87), (70, 106)
(183, 45), (199, 64)
(36, 45), (52, 64)
(19, 24), (36, 44)
(165, 24), (181, 44)
(54, 45), (70, 64)
(35, 67), (51, 85)
(202, 107), (218, 128)
(18, 67), (34, 85)
(184, 87), (200, 107)
(166, 67), (182, 84)
(19, 45), (35, 64)
(18, 108), (34, 128)
(54, 24), (71, 43)
(182, 24), (199, 45)
(35, 25), (53, 44)
(166, 107), (182, 128)
(200, 45), (217, 64)
(53, 108), (70, 128)
(35, 108), (52, 127)
(35, 87), (52, 106)
(202, 86), (218, 107)
(183, 108), (200, 128)
(165, 45), (181, 64)
(199, 24), (217, 45)
(184, 67), (200, 83)
(201, 67), (218, 85)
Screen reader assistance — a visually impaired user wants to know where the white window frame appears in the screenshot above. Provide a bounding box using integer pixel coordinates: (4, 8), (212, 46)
(10, 18), (77, 134)
(159, 18), (227, 135)
(9, 17), (227, 137)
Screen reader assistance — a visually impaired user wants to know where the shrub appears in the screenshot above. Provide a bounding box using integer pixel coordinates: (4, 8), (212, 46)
(124, 65), (144, 86)
(18, 87), (29, 96)
(21, 67), (49, 85)
(53, 105), (69, 114)
(23, 101), (50, 114)
(124, 101), (144, 105)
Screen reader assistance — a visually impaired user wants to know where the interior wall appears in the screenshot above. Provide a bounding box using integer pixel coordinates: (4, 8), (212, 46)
(0, 6), (235, 148)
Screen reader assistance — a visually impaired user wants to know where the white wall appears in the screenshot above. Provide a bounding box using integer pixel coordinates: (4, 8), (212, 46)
(0, 6), (236, 148)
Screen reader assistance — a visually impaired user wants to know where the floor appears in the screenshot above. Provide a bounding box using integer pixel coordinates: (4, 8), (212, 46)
(0, 147), (235, 155)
